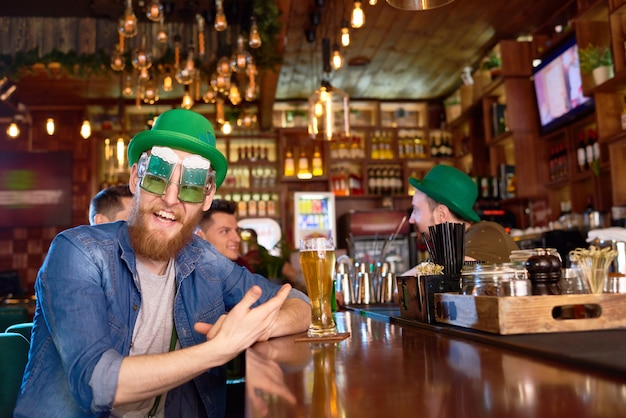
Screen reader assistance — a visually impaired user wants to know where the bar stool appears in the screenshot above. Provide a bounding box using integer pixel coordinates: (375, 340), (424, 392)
(0, 332), (29, 418)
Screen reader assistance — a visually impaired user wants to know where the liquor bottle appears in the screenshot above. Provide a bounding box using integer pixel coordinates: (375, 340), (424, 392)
(592, 130), (600, 163)
(577, 132), (587, 171)
(585, 129), (594, 169)
(371, 131), (380, 159)
(312, 146), (323, 176)
(284, 148), (295, 177)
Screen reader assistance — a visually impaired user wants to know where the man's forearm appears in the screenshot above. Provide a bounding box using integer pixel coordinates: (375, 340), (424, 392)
(114, 341), (231, 405)
(269, 298), (311, 339)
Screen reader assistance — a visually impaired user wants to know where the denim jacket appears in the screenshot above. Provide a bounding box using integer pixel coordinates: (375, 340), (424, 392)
(13, 221), (307, 418)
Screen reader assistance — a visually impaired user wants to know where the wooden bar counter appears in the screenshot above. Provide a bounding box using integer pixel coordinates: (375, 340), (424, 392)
(243, 310), (626, 417)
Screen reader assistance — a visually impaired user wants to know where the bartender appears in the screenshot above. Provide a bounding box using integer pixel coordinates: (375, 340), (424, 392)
(403, 165), (518, 275)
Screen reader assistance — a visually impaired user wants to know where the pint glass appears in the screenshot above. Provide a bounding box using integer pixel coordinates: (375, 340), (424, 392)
(299, 237), (338, 337)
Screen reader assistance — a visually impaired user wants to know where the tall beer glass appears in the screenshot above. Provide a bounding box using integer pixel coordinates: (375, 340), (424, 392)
(300, 237), (338, 337)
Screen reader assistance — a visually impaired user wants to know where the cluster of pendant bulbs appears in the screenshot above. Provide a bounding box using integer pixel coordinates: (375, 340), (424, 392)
(326, 0), (372, 73)
(109, 0), (263, 127)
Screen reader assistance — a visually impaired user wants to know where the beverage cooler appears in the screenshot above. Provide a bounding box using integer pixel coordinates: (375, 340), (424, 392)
(293, 192), (337, 248)
(337, 209), (417, 275)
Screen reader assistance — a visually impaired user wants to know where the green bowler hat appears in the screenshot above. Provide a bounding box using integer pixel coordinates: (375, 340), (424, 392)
(409, 164), (480, 223)
(127, 108), (228, 187)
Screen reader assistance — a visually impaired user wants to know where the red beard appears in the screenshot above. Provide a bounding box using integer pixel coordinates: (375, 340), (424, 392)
(127, 199), (202, 261)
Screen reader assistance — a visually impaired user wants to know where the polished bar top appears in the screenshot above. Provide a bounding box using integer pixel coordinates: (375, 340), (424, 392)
(244, 311), (626, 417)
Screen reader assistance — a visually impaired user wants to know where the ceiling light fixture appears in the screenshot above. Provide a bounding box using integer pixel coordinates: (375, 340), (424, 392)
(46, 117), (55, 135)
(351, 1), (365, 29)
(340, 21), (350, 47)
(118, 0), (138, 38)
(80, 119), (92, 139)
(385, 0), (455, 11)
(146, 0), (163, 22)
(249, 17), (262, 49)
(0, 84), (17, 101)
(214, 0), (228, 32)
(331, 44), (343, 70)
(7, 121), (20, 138)
(181, 86), (194, 109)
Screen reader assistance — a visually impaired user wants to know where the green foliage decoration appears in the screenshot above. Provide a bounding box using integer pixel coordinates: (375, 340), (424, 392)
(578, 44), (613, 74)
(0, 2), (283, 81)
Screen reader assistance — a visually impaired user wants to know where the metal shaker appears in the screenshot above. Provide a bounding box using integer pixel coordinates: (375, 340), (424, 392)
(379, 272), (396, 303)
(359, 270), (376, 304)
(335, 262), (354, 304)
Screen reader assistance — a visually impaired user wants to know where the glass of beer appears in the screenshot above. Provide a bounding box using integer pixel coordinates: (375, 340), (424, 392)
(300, 237), (338, 337)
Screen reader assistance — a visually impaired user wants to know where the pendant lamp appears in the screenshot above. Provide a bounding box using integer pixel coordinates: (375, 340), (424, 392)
(386, 0), (454, 11)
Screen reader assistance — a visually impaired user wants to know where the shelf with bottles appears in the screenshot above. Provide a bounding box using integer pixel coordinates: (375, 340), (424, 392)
(281, 143), (327, 181)
(368, 129), (397, 160)
(329, 162), (364, 197)
(222, 136), (278, 164)
(397, 128), (428, 160)
(221, 165), (279, 191)
(215, 191), (282, 219)
(328, 133), (366, 160)
(545, 129), (570, 184)
(365, 163), (405, 197)
(427, 129), (455, 159)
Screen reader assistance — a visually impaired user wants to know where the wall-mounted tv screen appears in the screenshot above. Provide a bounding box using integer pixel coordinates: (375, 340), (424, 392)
(532, 34), (594, 135)
(0, 151), (72, 228)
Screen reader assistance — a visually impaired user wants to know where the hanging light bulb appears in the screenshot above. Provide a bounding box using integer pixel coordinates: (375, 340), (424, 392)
(46, 117), (55, 135)
(222, 120), (232, 135)
(230, 35), (254, 73)
(162, 67), (173, 91)
(229, 82), (242, 105)
(211, 71), (231, 93)
(369, 0), (377, 4)
(146, 0), (163, 22)
(122, 74), (134, 97)
(351, 1), (365, 29)
(181, 86), (194, 109)
(331, 44), (343, 70)
(7, 122), (20, 138)
(116, 136), (126, 168)
(104, 138), (111, 162)
(138, 67), (150, 82)
(175, 47), (196, 85)
(249, 17), (262, 49)
(314, 100), (324, 117)
(216, 56), (232, 75)
(173, 35), (182, 69)
(118, 0), (138, 38)
(341, 21), (350, 47)
(132, 35), (152, 70)
(110, 44), (126, 71)
(245, 82), (258, 102)
(216, 98), (225, 124)
(80, 119), (92, 139)
(230, 35), (253, 73)
(157, 15), (168, 43)
(143, 77), (159, 104)
(203, 87), (217, 103)
(196, 14), (206, 56)
(214, 0), (228, 32)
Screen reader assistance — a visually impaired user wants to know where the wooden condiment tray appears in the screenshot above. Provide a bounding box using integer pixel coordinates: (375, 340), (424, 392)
(434, 293), (626, 335)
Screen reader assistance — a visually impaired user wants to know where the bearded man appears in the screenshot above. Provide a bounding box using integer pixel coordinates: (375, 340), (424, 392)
(14, 109), (311, 418)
